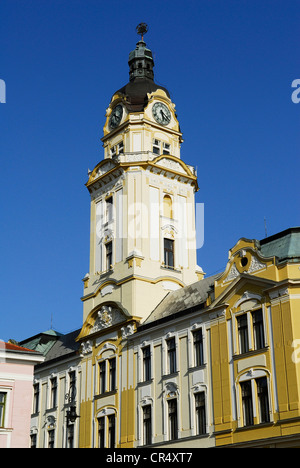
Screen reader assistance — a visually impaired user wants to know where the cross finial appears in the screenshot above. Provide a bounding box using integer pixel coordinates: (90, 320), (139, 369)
(136, 22), (148, 41)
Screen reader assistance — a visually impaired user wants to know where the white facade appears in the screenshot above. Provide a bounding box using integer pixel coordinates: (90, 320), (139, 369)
(131, 302), (216, 448)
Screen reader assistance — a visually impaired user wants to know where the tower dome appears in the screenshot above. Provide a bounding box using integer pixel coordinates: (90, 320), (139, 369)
(113, 24), (170, 112)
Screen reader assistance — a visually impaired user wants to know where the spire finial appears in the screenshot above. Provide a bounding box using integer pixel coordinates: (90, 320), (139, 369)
(136, 22), (148, 41)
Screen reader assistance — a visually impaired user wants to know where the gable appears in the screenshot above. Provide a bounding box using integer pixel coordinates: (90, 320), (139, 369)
(76, 302), (131, 341)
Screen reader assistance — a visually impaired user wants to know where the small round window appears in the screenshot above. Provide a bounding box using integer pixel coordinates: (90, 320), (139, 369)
(241, 257), (248, 267)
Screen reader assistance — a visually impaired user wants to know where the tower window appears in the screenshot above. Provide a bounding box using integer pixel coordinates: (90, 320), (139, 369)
(153, 139), (160, 154)
(106, 197), (113, 222)
(164, 238), (174, 269)
(118, 141), (124, 154)
(110, 140), (124, 157)
(106, 242), (113, 270)
(163, 143), (170, 154)
(163, 195), (173, 219)
(152, 139), (171, 155)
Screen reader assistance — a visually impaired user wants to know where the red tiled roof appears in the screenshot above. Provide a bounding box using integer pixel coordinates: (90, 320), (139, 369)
(0, 341), (37, 353)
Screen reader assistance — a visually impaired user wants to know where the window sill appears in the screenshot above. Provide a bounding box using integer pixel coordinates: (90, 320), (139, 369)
(161, 371), (179, 380)
(160, 265), (182, 274)
(97, 267), (114, 278)
(188, 364), (206, 372)
(45, 406), (58, 413)
(235, 420), (274, 432)
(233, 347), (269, 360)
(137, 378), (154, 386)
(94, 389), (117, 399)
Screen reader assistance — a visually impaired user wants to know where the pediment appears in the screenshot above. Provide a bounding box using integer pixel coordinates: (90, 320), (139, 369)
(86, 159), (120, 186)
(212, 272), (276, 310)
(153, 155), (194, 177)
(76, 303), (132, 341)
(157, 157), (188, 174)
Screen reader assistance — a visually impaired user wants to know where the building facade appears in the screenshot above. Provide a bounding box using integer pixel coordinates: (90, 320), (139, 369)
(20, 27), (300, 448)
(127, 227), (300, 448)
(75, 26), (202, 448)
(210, 228), (300, 447)
(0, 341), (43, 448)
(20, 329), (81, 448)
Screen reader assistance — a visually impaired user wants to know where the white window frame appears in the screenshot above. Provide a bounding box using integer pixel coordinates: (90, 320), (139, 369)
(0, 388), (10, 429)
(138, 341), (154, 383)
(137, 397), (154, 446)
(236, 369), (272, 428)
(96, 408), (117, 448)
(188, 324), (207, 368)
(162, 332), (179, 375)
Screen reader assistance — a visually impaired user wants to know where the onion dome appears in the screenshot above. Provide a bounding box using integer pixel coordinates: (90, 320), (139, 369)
(114, 23), (170, 112)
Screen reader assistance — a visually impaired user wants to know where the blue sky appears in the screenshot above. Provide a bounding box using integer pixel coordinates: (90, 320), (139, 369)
(1, 0), (299, 342)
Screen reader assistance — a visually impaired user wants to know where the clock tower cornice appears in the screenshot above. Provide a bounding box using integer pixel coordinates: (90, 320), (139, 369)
(86, 154), (198, 193)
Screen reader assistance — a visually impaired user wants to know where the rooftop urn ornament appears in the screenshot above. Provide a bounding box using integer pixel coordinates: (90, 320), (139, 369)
(136, 22), (148, 41)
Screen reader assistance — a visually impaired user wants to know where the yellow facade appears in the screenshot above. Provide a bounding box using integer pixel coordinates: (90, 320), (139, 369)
(210, 231), (300, 447)
(77, 314), (138, 448)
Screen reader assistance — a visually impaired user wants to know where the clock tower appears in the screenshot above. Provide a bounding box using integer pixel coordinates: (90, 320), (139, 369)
(80, 25), (203, 329)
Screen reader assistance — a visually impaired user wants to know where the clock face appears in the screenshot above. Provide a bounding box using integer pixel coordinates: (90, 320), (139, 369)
(152, 102), (171, 125)
(109, 104), (123, 129)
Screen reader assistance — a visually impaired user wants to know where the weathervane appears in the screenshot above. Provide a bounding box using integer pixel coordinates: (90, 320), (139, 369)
(136, 22), (148, 41)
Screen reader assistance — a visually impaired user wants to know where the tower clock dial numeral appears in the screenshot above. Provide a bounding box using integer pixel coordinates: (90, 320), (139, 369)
(152, 102), (171, 126)
(109, 104), (123, 129)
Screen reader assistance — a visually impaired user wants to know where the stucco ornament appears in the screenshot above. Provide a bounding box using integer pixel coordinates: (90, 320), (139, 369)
(92, 306), (113, 331)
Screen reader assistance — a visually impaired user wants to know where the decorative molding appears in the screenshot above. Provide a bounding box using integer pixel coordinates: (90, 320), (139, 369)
(92, 306), (113, 331)
(158, 158), (188, 175)
(80, 340), (92, 356)
(247, 256), (266, 273)
(121, 324), (135, 338)
(164, 381), (179, 398)
(100, 284), (115, 297)
(225, 263), (239, 282)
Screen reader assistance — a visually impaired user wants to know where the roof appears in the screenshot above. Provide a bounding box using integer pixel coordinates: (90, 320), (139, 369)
(0, 341), (40, 353)
(259, 227), (300, 262)
(142, 274), (220, 326)
(113, 39), (170, 111)
(42, 329), (81, 364)
(19, 329), (63, 356)
(116, 78), (170, 112)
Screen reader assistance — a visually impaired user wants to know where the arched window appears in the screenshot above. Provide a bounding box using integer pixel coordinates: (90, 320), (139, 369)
(163, 195), (173, 219)
(237, 370), (271, 427)
(97, 408), (116, 448)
